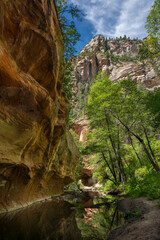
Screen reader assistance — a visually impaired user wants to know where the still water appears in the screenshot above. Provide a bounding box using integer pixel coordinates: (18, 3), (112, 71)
(0, 192), (124, 240)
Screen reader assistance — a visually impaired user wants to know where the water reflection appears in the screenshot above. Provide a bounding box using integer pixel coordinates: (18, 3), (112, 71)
(76, 194), (125, 240)
(0, 199), (82, 240)
(0, 194), (124, 240)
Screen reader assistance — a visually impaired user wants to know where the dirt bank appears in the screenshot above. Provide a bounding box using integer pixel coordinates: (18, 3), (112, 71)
(107, 197), (160, 240)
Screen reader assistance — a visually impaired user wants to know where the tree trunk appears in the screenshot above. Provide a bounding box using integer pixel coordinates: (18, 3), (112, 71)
(128, 133), (143, 167)
(105, 139), (118, 183)
(105, 114), (126, 184)
(101, 152), (117, 184)
(112, 114), (160, 173)
(117, 126), (126, 185)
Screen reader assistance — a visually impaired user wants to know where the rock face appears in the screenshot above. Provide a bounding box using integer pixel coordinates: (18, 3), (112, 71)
(71, 118), (88, 142)
(72, 35), (159, 118)
(0, 0), (80, 212)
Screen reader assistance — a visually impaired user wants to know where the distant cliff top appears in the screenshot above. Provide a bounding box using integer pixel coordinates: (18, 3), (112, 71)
(71, 34), (159, 119)
(80, 34), (142, 58)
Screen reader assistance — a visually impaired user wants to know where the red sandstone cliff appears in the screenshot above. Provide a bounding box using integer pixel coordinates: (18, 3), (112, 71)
(0, 0), (80, 212)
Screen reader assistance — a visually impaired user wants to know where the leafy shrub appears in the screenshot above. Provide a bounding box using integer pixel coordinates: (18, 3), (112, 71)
(125, 210), (141, 222)
(126, 168), (160, 199)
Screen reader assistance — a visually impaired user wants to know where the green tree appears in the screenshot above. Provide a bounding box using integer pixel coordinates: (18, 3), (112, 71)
(86, 72), (160, 190)
(62, 61), (74, 101)
(145, 87), (160, 128)
(139, 0), (160, 60)
(139, 34), (160, 60)
(86, 73), (128, 187)
(146, 0), (160, 39)
(56, 0), (82, 124)
(56, 0), (81, 60)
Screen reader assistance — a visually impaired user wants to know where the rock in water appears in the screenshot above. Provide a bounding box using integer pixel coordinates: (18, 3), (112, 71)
(0, 0), (80, 212)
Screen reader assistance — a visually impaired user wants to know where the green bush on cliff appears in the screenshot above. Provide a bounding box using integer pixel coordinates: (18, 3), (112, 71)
(105, 50), (137, 63)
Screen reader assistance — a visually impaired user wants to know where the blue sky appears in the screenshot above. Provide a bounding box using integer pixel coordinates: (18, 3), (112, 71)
(68, 0), (155, 53)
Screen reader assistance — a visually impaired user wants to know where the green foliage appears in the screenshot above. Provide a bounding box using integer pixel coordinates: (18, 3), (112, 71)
(76, 198), (124, 240)
(146, 0), (160, 39)
(139, 0), (160, 61)
(105, 50), (137, 63)
(109, 36), (137, 41)
(71, 81), (91, 120)
(145, 88), (160, 128)
(126, 168), (160, 199)
(56, 0), (81, 60)
(139, 35), (160, 60)
(62, 61), (75, 101)
(79, 50), (97, 57)
(125, 210), (141, 223)
(85, 72), (160, 199)
(157, 200), (160, 207)
(60, 0), (160, 201)
(105, 38), (110, 50)
(56, 0), (84, 124)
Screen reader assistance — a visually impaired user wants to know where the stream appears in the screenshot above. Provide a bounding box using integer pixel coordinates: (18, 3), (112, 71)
(0, 191), (125, 240)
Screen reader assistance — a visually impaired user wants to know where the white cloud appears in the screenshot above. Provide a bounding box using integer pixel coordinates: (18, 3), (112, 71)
(68, 0), (155, 39)
(113, 0), (155, 39)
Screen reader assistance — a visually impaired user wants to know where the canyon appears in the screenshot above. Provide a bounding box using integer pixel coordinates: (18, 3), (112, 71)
(0, 1), (159, 239)
(70, 34), (160, 190)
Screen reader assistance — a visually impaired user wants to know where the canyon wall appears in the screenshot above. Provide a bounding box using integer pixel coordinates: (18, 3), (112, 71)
(72, 35), (159, 118)
(0, 0), (80, 212)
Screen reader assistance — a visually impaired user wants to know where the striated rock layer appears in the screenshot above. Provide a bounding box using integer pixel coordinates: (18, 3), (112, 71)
(74, 35), (158, 88)
(0, 0), (80, 212)
(72, 35), (159, 118)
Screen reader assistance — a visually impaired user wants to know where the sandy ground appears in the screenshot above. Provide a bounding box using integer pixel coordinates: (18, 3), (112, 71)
(107, 197), (160, 240)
